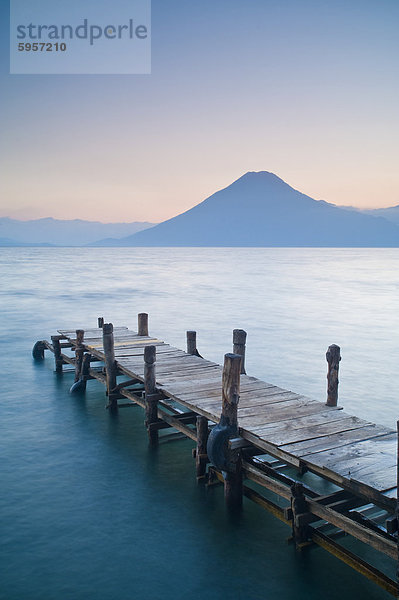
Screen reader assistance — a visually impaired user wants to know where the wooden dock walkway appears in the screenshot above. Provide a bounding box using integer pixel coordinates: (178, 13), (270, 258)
(33, 315), (398, 597)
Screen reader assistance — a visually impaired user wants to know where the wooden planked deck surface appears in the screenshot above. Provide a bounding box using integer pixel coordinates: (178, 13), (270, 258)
(59, 325), (397, 510)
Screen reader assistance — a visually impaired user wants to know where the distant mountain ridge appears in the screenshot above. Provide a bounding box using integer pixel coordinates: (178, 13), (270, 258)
(341, 205), (399, 226)
(0, 217), (156, 246)
(94, 171), (399, 247)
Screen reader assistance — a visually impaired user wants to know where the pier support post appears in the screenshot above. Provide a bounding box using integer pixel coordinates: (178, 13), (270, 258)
(222, 353), (243, 509)
(51, 335), (64, 373)
(70, 352), (91, 394)
(326, 344), (341, 406)
(290, 482), (309, 547)
(98, 317), (104, 328)
(138, 313), (149, 337)
(74, 329), (85, 383)
(103, 323), (118, 410)
(144, 345), (158, 444)
(233, 329), (247, 375)
(195, 416), (209, 480)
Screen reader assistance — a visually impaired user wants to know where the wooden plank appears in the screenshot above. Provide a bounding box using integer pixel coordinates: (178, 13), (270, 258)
(239, 403), (339, 429)
(248, 415), (373, 447)
(302, 434), (397, 473)
(237, 396), (328, 419)
(280, 425), (394, 457)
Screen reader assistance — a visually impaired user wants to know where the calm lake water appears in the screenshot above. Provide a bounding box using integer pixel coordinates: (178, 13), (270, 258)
(0, 247), (397, 600)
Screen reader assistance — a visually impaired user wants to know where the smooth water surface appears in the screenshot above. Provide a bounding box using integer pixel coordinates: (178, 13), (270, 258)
(0, 248), (397, 600)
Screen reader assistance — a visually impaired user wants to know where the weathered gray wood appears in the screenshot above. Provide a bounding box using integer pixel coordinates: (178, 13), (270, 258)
(233, 329), (247, 375)
(221, 353), (242, 509)
(291, 482), (309, 546)
(186, 331), (198, 355)
(138, 313), (149, 336)
(81, 353), (91, 381)
(57, 323), (396, 517)
(326, 344), (341, 406)
(74, 329), (85, 382)
(195, 416), (209, 480)
(103, 323), (117, 409)
(281, 425), (392, 457)
(51, 335), (64, 373)
(222, 353), (241, 428)
(144, 345), (158, 444)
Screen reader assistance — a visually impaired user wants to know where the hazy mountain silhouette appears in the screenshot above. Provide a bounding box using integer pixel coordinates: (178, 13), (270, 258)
(0, 217), (156, 246)
(97, 172), (399, 247)
(363, 206), (399, 226)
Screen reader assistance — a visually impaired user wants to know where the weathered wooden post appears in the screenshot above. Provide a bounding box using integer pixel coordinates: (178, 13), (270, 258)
(144, 345), (158, 444)
(74, 329), (85, 383)
(233, 329), (247, 375)
(70, 352), (91, 394)
(103, 323), (117, 410)
(207, 353), (242, 509)
(187, 331), (197, 355)
(195, 416), (209, 480)
(138, 313), (149, 336)
(98, 317), (104, 328)
(222, 353), (242, 508)
(51, 335), (64, 373)
(290, 482), (309, 547)
(326, 344), (341, 407)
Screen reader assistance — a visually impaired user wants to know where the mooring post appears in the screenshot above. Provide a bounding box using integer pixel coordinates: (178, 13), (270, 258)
(74, 329), (85, 383)
(98, 317), (104, 328)
(138, 313), (149, 337)
(103, 323), (117, 409)
(187, 331), (197, 355)
(326, 344), (341, 406)
(144, 345), (158, 444)
(233, 329), (247, 375)
(222, 353), (243, 509)
(51, 335), (64, 373)
(195, 416), (209, 480)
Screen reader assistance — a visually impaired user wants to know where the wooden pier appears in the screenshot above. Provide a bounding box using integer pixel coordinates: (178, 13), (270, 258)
(33, 314), (398, 597)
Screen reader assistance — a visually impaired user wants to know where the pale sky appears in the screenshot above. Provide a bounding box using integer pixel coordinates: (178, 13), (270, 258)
(1, 0), (398, 223)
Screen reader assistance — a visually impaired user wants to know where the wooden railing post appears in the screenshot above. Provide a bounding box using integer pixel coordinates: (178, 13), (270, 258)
(326, 344), (341, 406)
(144, 345), (158, 444)
(98, 317), (104, 328)
(186, 331), (197, 355)
(195, 416), (209, 480)
(51, 335), (63, 373)
(74, 329), (85, 383)
(103, 323), (117, 409)
(233, 329), (247, 375)
(222, 353), (242, 509)
(138, 313), (149, 336)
